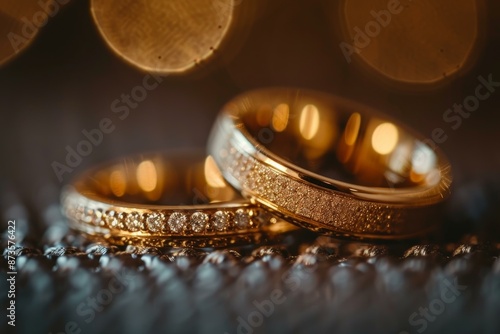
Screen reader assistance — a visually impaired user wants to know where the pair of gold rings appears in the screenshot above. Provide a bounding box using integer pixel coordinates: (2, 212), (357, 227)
(62, 88), (452, 247)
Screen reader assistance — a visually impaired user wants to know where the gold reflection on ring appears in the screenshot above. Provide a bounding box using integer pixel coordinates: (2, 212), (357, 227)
(338, 112), (362, 163)
(411, 144), (436, 175)
(299, 104), (320, 140)
(272, 103), (290, 132)
(410, 170), (426, 184)
(110, 169), (126, 197)
(204, 155), (227, 188)
(264, 157), (288, 174)
(88, 152), (244, 205)
(388, 140), (412, 176)
(425, 168), (441, 186)
(344, 112), (361, 146)
(136, 160), (158, 192)
(371, 122), (399, 155)
(225, 88), (451, 192)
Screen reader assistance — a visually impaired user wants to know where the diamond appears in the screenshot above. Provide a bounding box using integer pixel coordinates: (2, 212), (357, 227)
(117, 212), (128, 229)
(93, 209), (103, 225)
(146, 212), (164, 233)
(125, 212), (142, 232)
(168, 212), (187, 233)
(213, 211), (230, 231)
(234, 209), (250, 229)
(190, 212), (208, 233)
(83, 208), (93, 224)
(76, 205), (85, 220)
(105, 210), (119, 228)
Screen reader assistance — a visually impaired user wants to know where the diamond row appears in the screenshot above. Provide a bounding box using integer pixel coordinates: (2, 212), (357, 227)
(67, 202), (258, 235)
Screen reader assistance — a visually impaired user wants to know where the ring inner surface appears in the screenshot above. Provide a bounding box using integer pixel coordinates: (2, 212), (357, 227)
(238, 91), (444, 189)
(77, 152), (241, 206)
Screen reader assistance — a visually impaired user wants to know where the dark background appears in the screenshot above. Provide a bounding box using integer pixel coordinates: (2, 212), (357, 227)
(1, 0), (499, 236)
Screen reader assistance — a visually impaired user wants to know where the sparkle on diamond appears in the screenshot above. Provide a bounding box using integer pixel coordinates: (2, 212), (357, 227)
(190, 212), (208, 233)
(93, 209), (103, 226)
(84, 208), (93, 224)
(234, 209), (250, 229)
(125, 212), (142, 232)
(168, 212), (187, 233)
(105, 210), (119, 228)
(213, 211), (230, 231)
(146, 212), (164, 233)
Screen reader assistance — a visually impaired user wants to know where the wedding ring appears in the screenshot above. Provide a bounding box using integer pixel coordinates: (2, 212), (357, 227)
(61, 151), (296, 248)
(208, 88), (452, 239)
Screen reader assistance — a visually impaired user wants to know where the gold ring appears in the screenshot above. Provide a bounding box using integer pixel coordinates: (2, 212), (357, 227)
(61, 151), (297, 248)
(208, 88), (452, 239)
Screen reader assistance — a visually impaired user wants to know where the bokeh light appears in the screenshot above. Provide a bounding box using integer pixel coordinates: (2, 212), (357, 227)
(91, 0), (237, 74)
(371, 122), (399, 155)
(340, 0), (481, 85)
(0, 1), (49, 66)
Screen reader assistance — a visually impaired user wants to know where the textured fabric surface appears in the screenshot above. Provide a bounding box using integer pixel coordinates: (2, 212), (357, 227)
(1, 202), (500, 334)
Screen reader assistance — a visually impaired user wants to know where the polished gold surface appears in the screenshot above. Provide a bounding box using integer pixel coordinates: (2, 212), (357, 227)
(208, 88), (452, 239)
(62, 151), (297, 247)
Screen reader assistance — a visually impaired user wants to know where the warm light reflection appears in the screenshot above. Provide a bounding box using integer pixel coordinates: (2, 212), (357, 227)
(384, 170), (404, 186)
(344, 112), (361, 145)
(337, 112), (360, 163)
(410, 170), (426, 183)
(136, 160), (158, 192)
(109, 169), (126, 197)
(204, 155), (227, 188)
(371, 122), (399, 155)
(299, 104), (320, 140)
(425, 168), (441, 186)
(388, 141), (412, 176)
(272, 103), (290, 132)
(264, 157), (288, 174)
(411, 143), (436, 175)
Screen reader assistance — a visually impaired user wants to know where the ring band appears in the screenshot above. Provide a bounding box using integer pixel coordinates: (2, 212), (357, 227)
(208, 88), (452, 239)
(61, 151), (296, 247)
